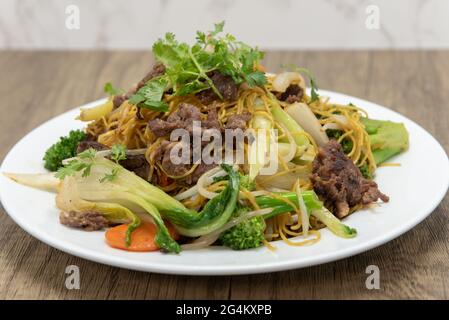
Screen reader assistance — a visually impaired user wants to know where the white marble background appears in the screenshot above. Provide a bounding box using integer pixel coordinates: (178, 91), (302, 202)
(0, 0), (448, 49)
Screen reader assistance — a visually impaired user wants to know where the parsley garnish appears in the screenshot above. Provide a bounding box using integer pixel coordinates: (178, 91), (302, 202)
(130, 21), (266, 111)
(98, 144), (127, 183)
(99, 167), (120, 183)
(55, 148), (96, 179)
(110, 144), (127, 163)
(104, 82), (123, 96)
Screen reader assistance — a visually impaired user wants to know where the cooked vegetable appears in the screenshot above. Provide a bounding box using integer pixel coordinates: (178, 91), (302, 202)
(272, 72), (306, 93)
(361, 118), (409, 165)
(2, 172), (60, 192)
(248, 99), (272, 180)
(103, 82), (122, 96)
(281, 65), (320, 102)
(56, 176), (141, 245)
(256, 163), (311, 190)
(286, 102), (329, 147)
(43, 130), (86, 171)
(239, 174), (256, 191)
(55, 153), (239, 251)
(219, 206), (266, 250)
(270, 97), (310, 148)
(105, 221), (179, 252)
(77, 100), (114, 122)
(325, 129), (354, 154)
(255, 191), (357, 238)
(130, 21), (266, 111)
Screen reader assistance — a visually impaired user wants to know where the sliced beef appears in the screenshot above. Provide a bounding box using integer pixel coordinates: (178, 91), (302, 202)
(113, 63), (166, 108)
(196, 71), (239, 104)
(159, 141), (191, 178)
(60, 211), (111, 231)
(148, 118), (183, 137)
(148, 103), (203, 137)
(311, 140), (389, 218)
(153, 140), (217, 185)
(224, 112), (251, 130)
(201, 105), (222, 131)
(119, 154), (150, 180)
(279, 84), (304, 104)
(76, 141), (109, 153)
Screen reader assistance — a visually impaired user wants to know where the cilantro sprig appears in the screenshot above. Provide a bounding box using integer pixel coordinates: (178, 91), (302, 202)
(130, 21), (266, 111)
(104, 82), (123, 96)
(55, 148), (96, 180)
(110, 144), (127, 163)
(99, 144), (127, 183)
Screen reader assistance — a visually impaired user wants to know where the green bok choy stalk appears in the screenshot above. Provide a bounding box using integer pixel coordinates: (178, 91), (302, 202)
(256, 191), (357, 238)
(248, 98), (273, 180)
(56, 176), (141, 246)
(55, 152), (240, 252)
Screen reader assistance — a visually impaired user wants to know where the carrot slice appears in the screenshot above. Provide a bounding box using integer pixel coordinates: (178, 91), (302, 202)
(105, 221), (179, 252)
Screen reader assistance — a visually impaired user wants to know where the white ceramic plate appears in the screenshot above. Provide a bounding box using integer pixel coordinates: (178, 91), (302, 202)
(1, 90), (448, 275)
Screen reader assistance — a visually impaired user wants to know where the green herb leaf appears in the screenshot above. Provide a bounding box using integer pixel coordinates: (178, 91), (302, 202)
(245, 71), (267, 87)
(134, 21), (266, 111)
(100, 167), (120, 183)
(78, 148), (97, 160)
(111, 144), (127, 163)
(54, 148), (96, 180)
(104, 82), (122, 96)
(129, 77), (169, 111)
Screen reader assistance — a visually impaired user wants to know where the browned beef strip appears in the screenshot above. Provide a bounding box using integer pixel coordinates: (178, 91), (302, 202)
(196, 71), (239, 104)
(154, 141), (190, 178)
(224, 112), (252, 130)
(279, 84), (304, 104)
(76, 141), (109, 153)
(153, 140), (217, 185)
(311, 140), (389, 218)
(113, 63), (166, 108)
(148, 103), (203, 137)
(118, 154), (150, 180)
(148, 118), (183, 137)
(60, 211), (111, 231)
(201, 104), (222, 131)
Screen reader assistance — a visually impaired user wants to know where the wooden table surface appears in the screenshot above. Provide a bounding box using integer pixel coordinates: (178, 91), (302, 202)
(0, 51), (448, 300)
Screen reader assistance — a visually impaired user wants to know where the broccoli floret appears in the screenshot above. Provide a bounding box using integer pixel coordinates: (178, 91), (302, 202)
(358, 163), (373, 180)
(361, 118), (409, 165)
(325, 129), (353, 154)
(43, 130), (86, 171)
(219, 206), (266, 250)
(239, 174), (256, 191)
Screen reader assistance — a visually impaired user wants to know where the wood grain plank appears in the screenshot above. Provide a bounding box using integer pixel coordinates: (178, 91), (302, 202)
(0, 51), (447, 300)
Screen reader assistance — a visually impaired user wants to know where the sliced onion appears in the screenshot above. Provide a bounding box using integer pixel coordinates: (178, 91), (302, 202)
(295, 183), (309, 236)
(3, 172), (60, 192)
(196, 164), (239, 200)
(331, 114), (350, 127)
(278, 123), (297, 162)
(174, 185), (198, 201)
(272, 72), (306, 93)
(286, 103), (329, 147)
(322, 123), (342, 131)
(181, 207), (274, 250)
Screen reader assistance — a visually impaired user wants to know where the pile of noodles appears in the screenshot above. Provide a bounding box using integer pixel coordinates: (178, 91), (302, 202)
(85, 76), (376, 249)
